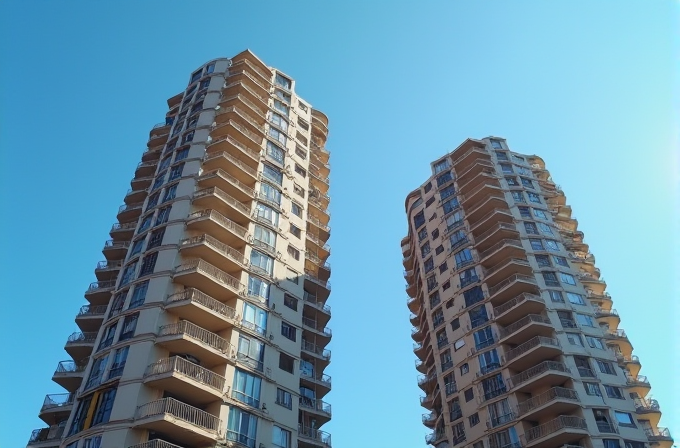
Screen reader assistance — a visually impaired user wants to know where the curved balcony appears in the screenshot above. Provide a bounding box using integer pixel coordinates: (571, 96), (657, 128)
(417, 372), (437, 391)
(298, 425), (332, 448)
(131, 175), (153, 191)
(301, 316), (332, 344)
(594, 307), (620, 328)
(407, 294), (422, 313)
(422, 411), (438, 428)
(621, 354), (641, 377)
(483, 257), (533, 285)
(193, 186), (252, 226)
(309, 196), (331, 221)
(302, 291), (332, 324)
(75, 304), (107, 332)
(452, 144), (491, 172)
(156, 320), (235, 368)
(125, 187), (148, 205)
(634, 398), (662, 425)
(508, 360), (571, 392)
(299, 397), (332, 424)
(220, 93), (267, 124)
(306, 232), (331, 259)
(304, 272), (331, 302)
(406, 281), (417, 298)
(460, 180), (503, 206)
(415, 357), (430, 374)
(223, 70), (270, 103)
(64, 332), (97, 360)
(310, 163), (330, 194)
(498, 314), (553, 345)
(110, 221), (137, 240)
(466, 193), (509, 224)
(39, 393), (73, 425)
(52, 360), (87, 392)
(521, 415), (588, 448)
(472, 222), (519, 254)
(411, 321), (428, 344)
(577, 273), (606, 295)
(186, 209), (247, 248)
(301, 339), (331, 365)
(516, 387), (580, 420)
(144, 356), (225, 405)
(603, 329), (633, 358)
(142, 145), (162, 162)
(308, 214), (331, 242)
(625, 374), (651, 397)
(504, 335), (561, 371)
(179, 234), (246, 273)
(425, 429), (447, 446)
(488, 274), (539, 307)
(147, 131), (169, 148)
(205, 134), (260, 166)
(165, 288), (237, 332)
(197, 168), (255, 202)
(136, 160), (158, 178)
(300, 370), (332, 396)
(95, 259), (123, 281)
(457, 163), (499, 193)
(84, 280), (116, 305)
(202, 150), (258, 185)
(469, 207), (515, 235)
(210, 118), (263, 150)
(230, 55), (273, 86)
(479, 238), (524, 266)
(494, 293), (545, 325)
(223, 78), (269, 109)
(645, 427), (673, 448)
(27, 425), (64, 447)
(134, 397), (222, 445)
(174, 259), (243, 299)
(102, 239), (130, 260)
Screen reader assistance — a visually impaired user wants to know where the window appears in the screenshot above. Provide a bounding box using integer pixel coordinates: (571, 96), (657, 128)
(138, 214), (153, 232)
(256, 203), (280, 226)
(275, 388), (292, 409)
(481, 373), (507, 400)
(532, 208), (547, 219)
(469, 305), (489, 329)
(436, 329), (449, 348)
(454, 248), (474, 268)
(524, 221), (539, 235)
(435, 245), (444, 255)
(459, 267), (478, 288)
(527, 192), (541, 203)
(273, 98), (290, 115)
(418, 227), (428, 241)
(162, 184), (177, 202)
(513, 154), (525, 163)
(584, 382), (602, 396)
(516, 207), (531, 219)
(421, 242), (431, 257)
(463, 286), (484, 308)
(553, 255), (568, 267)
(454, 338), (465, 351)
(139, 252), (158, 276)
(155, 206), (171, 225)
(576, 313), (595, 327)
(567, 292), (585, 305)
(445, 210), (464, 230)
(438, 262), (448, 274)
(605, 385), (624, 399)
(520, 177), (534, 188)
(83, 436), (102, 448)
(558, 310), (577, 328)
(597, 359), (617, 375)
(433, 159), (450, 174)
(263, 164), (284, 186)
(469, 413), (480, 427)
(449, 397), (462, 420)
(190, 70), (202, 83)
(237, 335), (265, 371)
(440, 350), (453, 370)
(491, 140), (503, 149)
(464, 388), (474, 402)
(443, 280), (451, 291)
(119, 313), (138, 341)
(99, 324), (116, 350)
(538, 222), (553, 235)
(270, 112), (289, 131)
(92, 387), (117, 425)
(168, 163), (184, 181)
(248, 275), (269, 299)
(273, 426), (291, 448)
(86, 355), (108, 389)
(227, 408), (258, 448)
(500, 163), (513, 174)
(432, 309), (444, 327)
(561, 272), (577, 285)
(548, 290), (564, 302)
(542, 271), (559, 287)
(295, 145), (307, 159)
(426, 275), (437, 292)
(587, 336), (606, 349)
(511, 191), (525, 203)
(110, 291), (127, 317)
(232, 369), (262, 407)
(262, 142), (286, 166)
(436, 171), (453, 187)
(148, 227), (165, 249)
(460, 363), (469, 375)
(287, 202), (303, 220)
(253, 225), (277, 253)
(411, 210), (426, 228)
(440, 185), (455, 200)
(130, 239), (144, 257)
(287, 245), (300, 261)
(120, 261), (137, 286)
(625, 441), (645, 448)
(250, 250), (274, 276)
(506, 176), (519, 186)
(567, 333), (584, 346)
(275, 73), (291, 89)
(279, 352), (295, 373)
(429, 292), (441, 308)
(488, 397), (513, 426)
(530, 238), (545, 250)
(175, 147), (189, 161)
(268, 127), (287, 145)
(603, 440), (621, 448)
(424, 257), (434, 273)
(152, 172), (166, 191)
(474, 326), (495, 350)
(243, 303), (268, 335)
(545, 240), (560, 251)
(450, 318), (460, 331)
(535, 254), (551, 267)
(128, 280), (148, 309)
(443, 197), (460, 214)
(615, 411), (636, 427)
(286, 223), (301, 240)
(453, 421), (466, 443)
(109, 346), (129, 378)
(281, 322), (296, 341)
(294, 163), (306, 177)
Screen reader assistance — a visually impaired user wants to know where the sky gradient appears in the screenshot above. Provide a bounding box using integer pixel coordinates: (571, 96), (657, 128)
(0, 1), (677, 447)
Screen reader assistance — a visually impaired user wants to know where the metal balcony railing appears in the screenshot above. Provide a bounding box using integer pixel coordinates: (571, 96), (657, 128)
(194, 186), (251, 215)
(174, 259), (244, 292)
(180, 234), (247, 265)
(128, 440), (184, 448)
(488, 274), (537, 296)
(523, 416), (587, 443)
(298, 425), (332, 447)
(494, 293), (543, 316)
(508, 361), (570, 388)
(301, 339), (331, 360)
(41, 393), (74, 411)
(135, 397), (222, 433)
(166, 288), (237, 320)
(504, 336), (559, 362)
(206, 134), (260, 161)
(158, 321), (233, 355)
(517, 387), (579, 415)
(299, 396), (332, 415)
(187, 209), (248, 237)
(144, 357), (226, 391)
(66, 331), (97, 344)
(498, 314), (550, 339)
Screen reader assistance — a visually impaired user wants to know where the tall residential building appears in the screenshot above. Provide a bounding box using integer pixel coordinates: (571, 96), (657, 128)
(27, 50), (332, 448)
(402, 137), (672, 448)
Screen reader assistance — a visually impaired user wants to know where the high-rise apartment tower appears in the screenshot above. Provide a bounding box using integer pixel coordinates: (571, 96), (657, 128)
(27, 50), (332, 448)
(402, 137), (672, 448)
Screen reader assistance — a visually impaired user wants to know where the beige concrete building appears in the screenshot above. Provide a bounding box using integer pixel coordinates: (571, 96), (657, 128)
(402, 138), (673, 448)
(27, 50), (332, 448)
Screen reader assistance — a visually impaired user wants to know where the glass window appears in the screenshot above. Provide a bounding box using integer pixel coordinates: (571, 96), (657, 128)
(169, 163), (184, 181)
(538, 222), (553, 235)
(281, 322), (296, 341)
(151, 171), (166, 191)
(227, 408), (258, 448)
(259, 183), (282, 206)
(506, 176), (519, 186)
(548, 290), (564, 302)
(418, 227), (428, 241)
(560, 272), (577, 285)
(433, 159), (450, 174)
(527, 192), (541, 203)
(139, 252), (158, 276)
(587, 336), (606, 350)
(576, 313), (595, 327)
(291, 202), (302, 217)
(542, 271), (559, 286)
(535, 254), (551, 267)
(443, 197), (460, 214)
(255, 203), (280, 226)
(518, 206), (531, 218)
(155, 206), (171, 225)
(269, 112), (288, 131)
(266, 141), (285, 164)
(500, 163), (513, 174)
(615, 411), (636, 427)
(248, 275), (269, 299)
(567, 333), (583, 346)
(491, 140), (503, 149)
(279, 352), (295, 373)
(128, 281), (149, 309)
(148, 227), (165, 249)
(119, 313), (138, 341)
(545, 240), (560, 251)
(83, 436), (102, 448)
(605, 385), (624, 399)
(145, 192), (159, 211)
(130, 239), (144, 257)
(520, 177), (534, 188)
(524, 222), (539, 235)
(86, 354), (109, 389)
(232, 369), (262, 407)
(273, 99), (289, 116)
(445, 210), (464, 229)
(567, 292), (585, 305)
(454, 248), (474, 268)
(276, 388), (292, 409)
(529, 239), (544, 250)
(120, 261), (137, 286)
(273, 426), (291, 448)
(533, 208), (548, 219)
(162, 184), (177, 202)
(138, 214), (153, 232)
(250, 250), (274, 276)
(92, 387), (117, 425)
(175, 147), (189, 161)
(584, 382), (602, 396)
(254, 225), (277, 251)
(109, 346), (129, 378)
(511, 191), (525, 203)
(262, 164), (283, 185)
(436, 171), (453, 187)
(275, 73), (291, 89)
(99, 324), (117, 350)
(237, 335), (265, 371)
(269, 127), (287, 146)
(243, 303), (268, 335)
(440, 185), (455, 200)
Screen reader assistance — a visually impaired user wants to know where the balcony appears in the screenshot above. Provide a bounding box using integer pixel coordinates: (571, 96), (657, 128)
(179, 234), (246, 273)
(143, 356), (225, 405)
(425, 430), (447, 445)
(406, 281), (417, 299)
(124, 186), (148, 205)
(479, 239), (525, 266)
(193, 186), (252, 226)
(134, 397), (222, 445)
(634, 398), (662, 425)
(422, 411), (438, 428)
(202, 150), (258, 185)
(301, 339), (331, 363)
(304, 271), (331, 301)
(173, 259), (244, 299)
(229, 55), (273, 86)
(27, 425), (64, 447)
(299, 397), (332, 423)
(302, 291), (332, 322)
(84, 280), (116, 305)
(577, 273), (606, 295)
(52, 360), (87, 392)
(516, 387), (580, 419)
(223, 70), (270, 103)
(223, 78), (270, 109)
(64, 331), (97, 360)
(156, 320), (235, 368)
(498, 314), (553, 345)
(136, 160), (158, 178)
(197, 168), (255, 202)
(493, 293), (545, 325)
(300, 370), (332, 395)
(298, 425), (332, 448)
(407, 294), (422, 314)
(205, 134), (260, 166)
(75, 305), (107, 332)
(102, 239), (130, 260)
(586, 290), (612, 308)
(645, 427), (673, 447)
(165, 288), (237, 332)
(186, 209), (248, 248)
(131, 175), (153, 191)
(504, 335), (561, 370)
(483, 257), (533, 285)
(452, 144), (491, 172)
(147, 131), (169, 147)
(508, 360), (572, 392)
(488, 274), (539, 306)
(110, 221), (137, 240)
(594, 306), (620, 327)
(95, 259), (123, 281)
(302, 316), (332, 343)
(310, 163), (330, 194)
(460, 180), (503, 207)
(621, 354), (641, 377)
(521, 416), (588, 448)
(210, 117), (263, 150)
(306, 232), (331, 259)
(417, 372), (437, 390)
(488, 411), (516, 429)
(220, 93), (267, 124)
(466, 193), (509, 223)
(39, 393), (74, 425)
(128, 441), (186, 448)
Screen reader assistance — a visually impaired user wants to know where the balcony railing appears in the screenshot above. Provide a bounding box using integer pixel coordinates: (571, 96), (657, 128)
(77, 304), (108, 317)
(504, 336), (559, 362)
(304, 271), (331, 290)
(179, 234), (247, 265)
(299, 397), (332, 415)
(517, 387), (579, 415)
(596, 421), (619, 433)
(165, 288), (237, 320)
(54, 360), (87, 375)
(206, 134), (260, 161)
(158, 321), (233, 355)
(128, 440), (184, 448)
(145, 357), (225, 391)
(174, 259), (244, 292)
(66, 331), (97, 344)
(193, 186), (251, 215)
(187, 209), (248, 237)
(635, 397), (660, 412)
(300, 370), (332, 387)
(494, 293), (544, 317)
(645, 427), (673, 441)
(498, 314), (550, 339)
(135, 397), (222, 433)
(302, 316), (332, 336)
(41, 393), (74, 411)
(28, 425), (64, 444)
(524, 416), (587, 443)
(298, 425), (332, 447)
(509, 361), (570, 388)
(488, 274), (537, 296)
(203, 150), (258, 178)
(302, 339), (331, 360)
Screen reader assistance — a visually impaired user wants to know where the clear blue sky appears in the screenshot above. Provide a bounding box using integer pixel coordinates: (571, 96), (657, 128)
(1, 1), (677, 447)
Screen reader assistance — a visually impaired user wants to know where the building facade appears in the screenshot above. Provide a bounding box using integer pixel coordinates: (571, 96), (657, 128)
(402, 137), (672, 448)
(28, 50), (332, 448)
